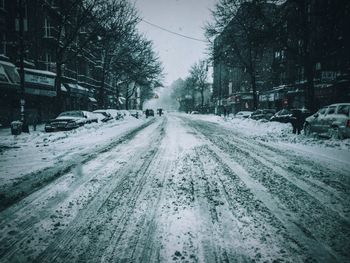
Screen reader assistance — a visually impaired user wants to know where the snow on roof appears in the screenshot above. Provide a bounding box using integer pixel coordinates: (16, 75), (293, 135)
(24, 68), (56, 77)
(0, 60), (17, 68)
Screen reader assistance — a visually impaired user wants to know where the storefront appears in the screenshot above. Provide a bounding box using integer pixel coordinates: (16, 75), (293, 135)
(23, 68), (58, 122)
(0, 60), (20, 126)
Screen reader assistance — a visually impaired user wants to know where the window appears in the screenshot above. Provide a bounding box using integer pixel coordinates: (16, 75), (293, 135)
(318, 108), (327, 115)
(281, 50), (286, 59)
(79, 26), (87, 34)
(0, 0), (5, 9)
(45, 52), (52, 71)
(0, 34), (6, 55)
(44, 17), (54, 38)
(327, 106), (336, 115)
(337, 105), (349, 116)
(297, 67), (305, 82)
(315, 62), (321, 71)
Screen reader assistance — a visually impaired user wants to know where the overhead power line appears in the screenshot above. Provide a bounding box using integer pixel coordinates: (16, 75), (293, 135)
(141, 19), (207, 43)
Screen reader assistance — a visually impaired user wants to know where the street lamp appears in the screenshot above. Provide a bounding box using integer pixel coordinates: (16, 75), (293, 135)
(18, 0), (28, 132)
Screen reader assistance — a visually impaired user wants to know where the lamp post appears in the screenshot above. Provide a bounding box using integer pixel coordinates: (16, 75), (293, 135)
(18, 0), (28, 132)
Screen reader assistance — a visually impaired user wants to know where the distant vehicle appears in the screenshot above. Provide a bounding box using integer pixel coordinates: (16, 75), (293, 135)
(304, 103), (350, 139)
(145, 109), (154, 118)
(235, 111), (253, 119)
(92, 110), (113, 122)
(157, 108), (163, 116)
(250, 109), (276, 120)
(45, 110), (97, 132)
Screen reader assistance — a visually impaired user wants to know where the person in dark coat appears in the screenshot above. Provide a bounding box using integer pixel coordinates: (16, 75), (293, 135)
(290, 109), (304, 134)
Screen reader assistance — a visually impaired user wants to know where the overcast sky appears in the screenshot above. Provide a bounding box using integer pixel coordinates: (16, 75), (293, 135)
(134, 0), (216, 86)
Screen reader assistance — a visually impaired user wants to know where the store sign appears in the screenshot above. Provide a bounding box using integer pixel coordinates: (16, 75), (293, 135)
(321, 71), (337, 82)
(26, 87), (56, 97)
(25, 73), (55, 87)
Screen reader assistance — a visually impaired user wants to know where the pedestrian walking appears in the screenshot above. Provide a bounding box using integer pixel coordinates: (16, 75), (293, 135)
(32, 114), (38, 131)
(291, 109), (303, 134)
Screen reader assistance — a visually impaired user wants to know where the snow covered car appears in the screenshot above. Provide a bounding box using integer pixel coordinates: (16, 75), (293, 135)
(250, 109), (276, 120)
(93, 110), (113, 122)
(269, 109), (292, 123)
(235, 111), (253, 118)
(270, 108), (310, 123)
(129, 110), (143, 119)
(304, 103), (350, 139)
(45, 110), (97, 132)
(117, 110), (132, 118)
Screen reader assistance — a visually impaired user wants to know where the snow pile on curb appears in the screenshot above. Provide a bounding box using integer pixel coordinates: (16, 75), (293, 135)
(0, 118), (146, 186)
(186, 114), (350, 150)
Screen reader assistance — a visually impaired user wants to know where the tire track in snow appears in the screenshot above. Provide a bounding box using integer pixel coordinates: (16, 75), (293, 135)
(0, 119), (163, 263)
(183, 117), (346, 262)
(188, 119), (350, 222)
(186, 120), (350, 259)
(34, 120), (167, 263)
(189, 150), (250, 262)
(0, 118), (156, 212)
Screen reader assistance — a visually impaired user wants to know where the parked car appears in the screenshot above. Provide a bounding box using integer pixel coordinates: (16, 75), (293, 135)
(270, 109), (292, 123)
(92, 110), (113, 122)
(102, 109), (123, 120)
(45, 110), (97, 132)
(190, 111), (199, 114)
(270, 108), (311, 123)
(250, 109), (276, 120)
(145, 109), (154, 118)
(235, 111), (253, 119)
(118, 110), (132, 118)
(129, 110), (143, 119)
(304, 103), (350, 139)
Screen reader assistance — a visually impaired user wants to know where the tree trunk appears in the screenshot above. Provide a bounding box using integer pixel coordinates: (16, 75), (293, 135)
(200, 87), (204, 112)
(251, 74), (258, 110)
(99, 70), (105, 109)
(125, 84), (129, 110)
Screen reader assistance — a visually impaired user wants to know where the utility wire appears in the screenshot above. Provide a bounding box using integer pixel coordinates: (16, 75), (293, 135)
(141, 19), (207, 43)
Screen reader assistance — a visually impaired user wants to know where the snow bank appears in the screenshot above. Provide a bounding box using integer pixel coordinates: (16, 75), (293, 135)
(0, 118), (146, 186)
(185, 113), (350, 150)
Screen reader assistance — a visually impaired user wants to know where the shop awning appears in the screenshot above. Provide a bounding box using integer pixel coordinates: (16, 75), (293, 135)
(0, 60), (20, 88)
(61, 84), (67, 92)
(67, 83), (89, 95)
(88, 97), (97, 103)
(23, 68), (57, 97)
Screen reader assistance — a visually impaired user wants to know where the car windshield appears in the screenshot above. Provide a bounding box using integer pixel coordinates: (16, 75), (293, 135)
(58, 111), (83, 118)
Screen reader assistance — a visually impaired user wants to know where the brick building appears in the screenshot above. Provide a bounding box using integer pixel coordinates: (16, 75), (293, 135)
(213, 0), (350, 114)
(0, 0), (119, 126)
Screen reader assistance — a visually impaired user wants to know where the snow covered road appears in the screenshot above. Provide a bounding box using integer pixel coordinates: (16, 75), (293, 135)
(0, 114), (349, 262)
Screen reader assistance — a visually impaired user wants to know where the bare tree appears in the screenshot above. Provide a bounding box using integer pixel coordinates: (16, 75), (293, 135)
(205, 0), (277, 110)
(189, 60), (209, 110)
(109, 33), (163, 109)
(52, 0), (138, 112)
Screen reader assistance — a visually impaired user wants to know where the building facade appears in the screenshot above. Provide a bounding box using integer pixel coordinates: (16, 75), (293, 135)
(0, 0), (121, 126)
(212, 0), (350, 114)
